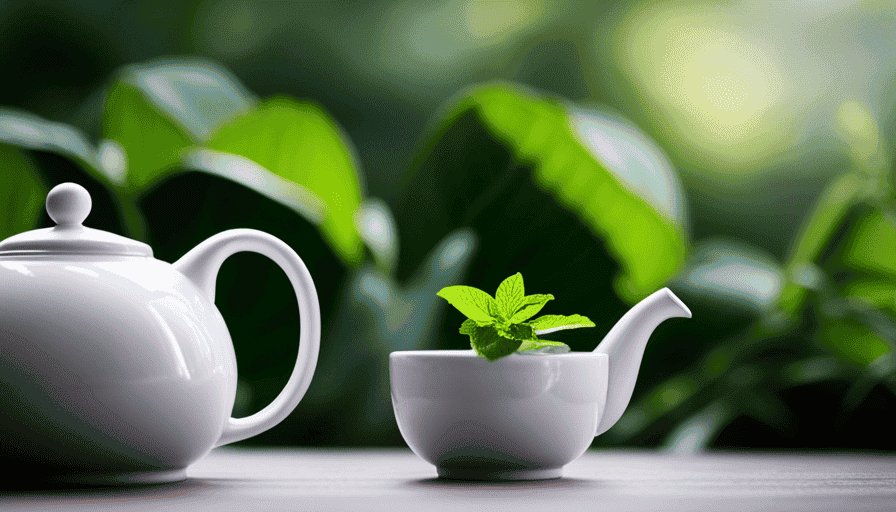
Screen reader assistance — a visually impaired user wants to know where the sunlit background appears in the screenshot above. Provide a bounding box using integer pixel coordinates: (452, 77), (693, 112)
(2, 0), (895, 452)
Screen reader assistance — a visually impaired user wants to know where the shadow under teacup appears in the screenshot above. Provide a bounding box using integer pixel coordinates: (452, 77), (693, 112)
(390, 350), (608, 481)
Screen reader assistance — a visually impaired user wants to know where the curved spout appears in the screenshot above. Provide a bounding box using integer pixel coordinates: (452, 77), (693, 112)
(594, 288), (691, 436)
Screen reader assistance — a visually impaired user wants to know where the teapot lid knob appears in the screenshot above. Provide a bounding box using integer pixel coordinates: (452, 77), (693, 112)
(0, 182), (152, 257)
(46, 183), (92, 227)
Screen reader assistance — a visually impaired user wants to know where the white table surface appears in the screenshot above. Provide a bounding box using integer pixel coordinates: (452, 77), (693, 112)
(2, 448), (896, 511)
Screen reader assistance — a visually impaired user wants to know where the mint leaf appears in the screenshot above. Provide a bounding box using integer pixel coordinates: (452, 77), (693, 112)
(510, 294), (554, 322)
(517, 340), (571, 354)
(529, 314), (596, 334)
(443, 273), (593, 361)
(497, 322), (538, 342)
(495, 272), (525, 318)
(437, 285), (500, 323)
(459, 318), (480, 335)
(466, 323), (523, 361)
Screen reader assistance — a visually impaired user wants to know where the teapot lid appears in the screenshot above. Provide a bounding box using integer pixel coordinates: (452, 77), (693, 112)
(0, 183), (153, 257)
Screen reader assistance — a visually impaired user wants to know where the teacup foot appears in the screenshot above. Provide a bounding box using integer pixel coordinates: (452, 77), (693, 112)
(51, 468), (188, 486)
(437, 466), (563, 481)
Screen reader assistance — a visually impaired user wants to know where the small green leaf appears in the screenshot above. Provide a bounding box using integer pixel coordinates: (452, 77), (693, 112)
(437, 285), (500, 323)
(517, 340), (571, 354)
(466, 323), (522, 361)
(459, 318), (480, 335)
(495, 272), (525, 318)
(497, 322), (538, 342)
(529, 314), (596, 334)
(510, 294), (554, 322)
(445, 272), (592, 360)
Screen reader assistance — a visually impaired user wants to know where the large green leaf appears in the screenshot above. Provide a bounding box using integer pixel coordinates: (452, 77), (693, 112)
(675, 237), (785, 315)
(0, 145), (46, 240)
(202, 97), (365, 264)
(844, 279), (896, 314)
(103, 81), (193, 191)
(102, 58), (255, 191)
(778, 173), (867, 315)
(396, 82), (686, 305)
(181, 147), (327, 231)
(475, 84), (686, 300)
(841, 208), (896, 279)
(0, 109), (108, 182)
(102, 59), (365, 265)
(818, 318), (891, 367)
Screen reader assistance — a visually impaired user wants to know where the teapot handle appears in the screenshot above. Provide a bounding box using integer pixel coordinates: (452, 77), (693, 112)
(173, 228), (321, 447)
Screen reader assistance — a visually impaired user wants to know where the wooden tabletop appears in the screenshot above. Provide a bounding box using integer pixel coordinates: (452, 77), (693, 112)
(3, 448), (896, 511)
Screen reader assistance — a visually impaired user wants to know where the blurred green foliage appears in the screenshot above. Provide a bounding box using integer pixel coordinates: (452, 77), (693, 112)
(398, 83), (686, 303)
(0, 146), (45, 240)
(203, 96), (365, 263)
(1, 0), (895, 452)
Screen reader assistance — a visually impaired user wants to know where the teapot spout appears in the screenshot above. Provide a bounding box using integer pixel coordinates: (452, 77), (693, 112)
(593, 288), (691, 436)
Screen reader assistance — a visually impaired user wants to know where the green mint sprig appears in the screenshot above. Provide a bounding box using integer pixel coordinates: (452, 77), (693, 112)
(437, 272), (595, 361)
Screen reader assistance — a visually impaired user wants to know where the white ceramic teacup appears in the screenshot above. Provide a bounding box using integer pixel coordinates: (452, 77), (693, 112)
(390, 288), (692, 481)
(390, 350), (608, 480)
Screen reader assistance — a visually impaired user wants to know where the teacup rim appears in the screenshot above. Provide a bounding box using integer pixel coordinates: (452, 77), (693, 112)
(390, 349), (607, 360)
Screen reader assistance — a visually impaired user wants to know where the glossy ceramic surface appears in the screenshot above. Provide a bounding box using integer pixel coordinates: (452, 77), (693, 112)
(0, 183), (321, 485)
(0, 257), (234, 483)
(390, 350), (609, 480)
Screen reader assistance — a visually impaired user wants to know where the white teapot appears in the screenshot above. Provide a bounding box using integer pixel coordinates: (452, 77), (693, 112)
(0, 183), (321, 485)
